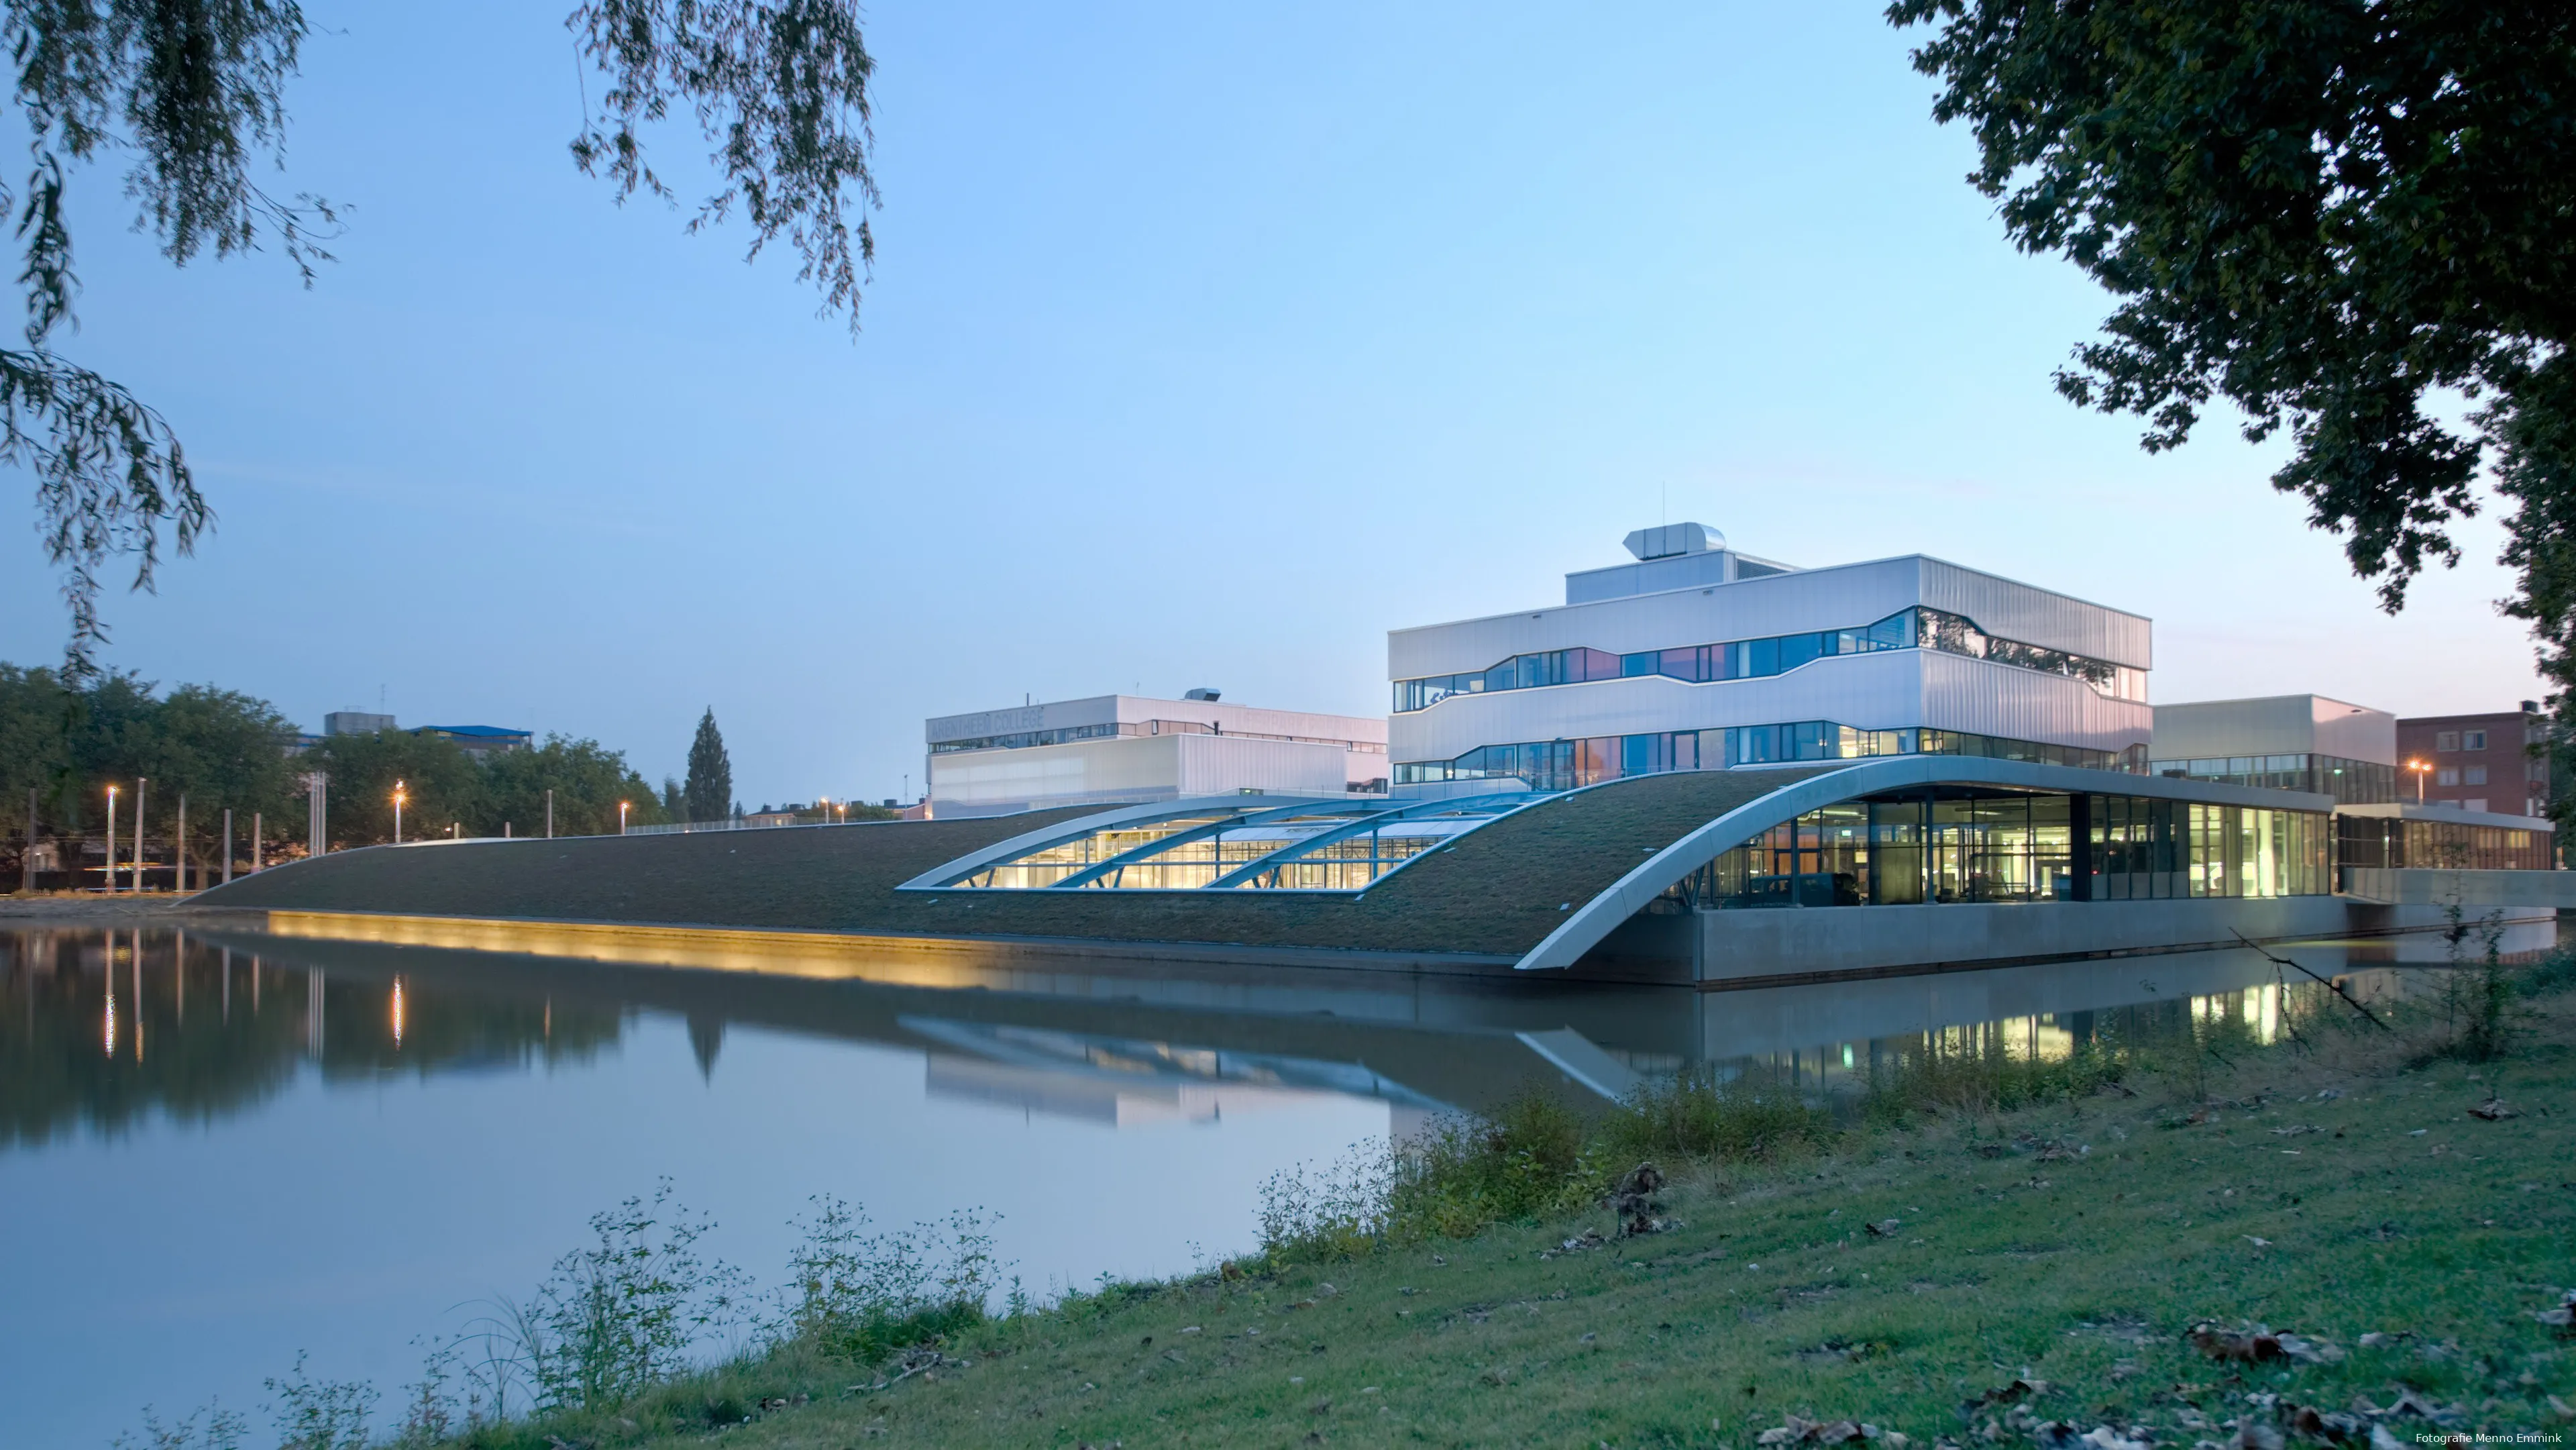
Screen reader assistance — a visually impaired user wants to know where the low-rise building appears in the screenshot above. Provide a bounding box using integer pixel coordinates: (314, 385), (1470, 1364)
(924, 690), (1388, 818)
(414, 724), (534, 759)
(2148, 694), (2397, 804)
(2397, 705), (2548, 818)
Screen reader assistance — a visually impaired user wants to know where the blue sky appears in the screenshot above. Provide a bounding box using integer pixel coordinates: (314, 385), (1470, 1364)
(0, 1), (2543, 805)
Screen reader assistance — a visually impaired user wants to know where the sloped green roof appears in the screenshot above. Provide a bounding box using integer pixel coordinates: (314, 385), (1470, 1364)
(198, 768), (1832, 957)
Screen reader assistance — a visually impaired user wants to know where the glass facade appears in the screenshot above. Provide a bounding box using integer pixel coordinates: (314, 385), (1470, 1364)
(1660, 789), (2332, 910)
(943, 799), (1521, 891)
(2147, 752), (2396, 806)
(1394, 722), (2145, 793)
(1393, 607), (2147, 713)
(2334, 815), (2551, 874)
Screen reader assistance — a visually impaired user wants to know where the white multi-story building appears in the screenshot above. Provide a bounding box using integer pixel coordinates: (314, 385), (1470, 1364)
(1387, 523), (2153, 794)
(925, 690), (1387, 818)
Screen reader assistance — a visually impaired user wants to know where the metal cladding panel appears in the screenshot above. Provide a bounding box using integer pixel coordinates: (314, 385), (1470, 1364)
(1917, 652), (2152, 754)
(1916, 558), (2151, 667)
(2150, 694), (2394, 765)
(1389, 649), (2148, 763)
(1116, 696), (1386, 745)
(2313, 698), (2397, 764)
(1173, 735), (1353, 797)
(1388, 555), (2150, 680)
(927, 734), (1181, 807)
(926, 694), (1122, 745)
(1388, 556), (1931, 679)
(928, 694), (1383, 747)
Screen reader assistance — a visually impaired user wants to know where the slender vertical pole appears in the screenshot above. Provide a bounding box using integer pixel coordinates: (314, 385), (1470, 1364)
(222, 809), (233, 884)
(133, 778), (146, 892)
(176, 794), (187, 893)
(20, 787), (33, 895)
(546, 789), (554, 839)
(252, 812), (262, 872)
(105, 788), (116, 894)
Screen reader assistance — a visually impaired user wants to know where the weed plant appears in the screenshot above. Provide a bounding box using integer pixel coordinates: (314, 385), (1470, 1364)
(1597, 1068), (1835, 1162)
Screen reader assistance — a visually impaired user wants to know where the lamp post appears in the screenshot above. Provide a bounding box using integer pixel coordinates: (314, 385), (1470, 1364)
(105, 784), (118, 894)
(393, 780), (406, 844)
(2406, 758), (2431, 803)
(619, 800), (629, 835)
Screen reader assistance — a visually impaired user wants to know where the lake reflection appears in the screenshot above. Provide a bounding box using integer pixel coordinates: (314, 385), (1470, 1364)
(0, 917), (2550, 1447)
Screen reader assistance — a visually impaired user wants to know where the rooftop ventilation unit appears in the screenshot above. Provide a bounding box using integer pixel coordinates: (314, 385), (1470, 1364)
(1623, 522), (1724, 560)
(1183, 687), (1222, 701)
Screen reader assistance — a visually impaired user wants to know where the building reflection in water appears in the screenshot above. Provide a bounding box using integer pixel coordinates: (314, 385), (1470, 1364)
(1, 915), (2556, 1149)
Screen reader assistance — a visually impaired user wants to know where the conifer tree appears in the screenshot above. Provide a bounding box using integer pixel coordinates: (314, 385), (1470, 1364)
(684, 709), (732, 825)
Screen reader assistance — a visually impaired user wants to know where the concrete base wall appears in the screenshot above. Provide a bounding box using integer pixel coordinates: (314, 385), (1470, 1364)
(1694, 896), (2419, 984)
(2342, 868), (2576, 908)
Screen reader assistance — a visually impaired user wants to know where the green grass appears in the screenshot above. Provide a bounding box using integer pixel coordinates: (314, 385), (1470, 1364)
(370, 968), (2576, 1450)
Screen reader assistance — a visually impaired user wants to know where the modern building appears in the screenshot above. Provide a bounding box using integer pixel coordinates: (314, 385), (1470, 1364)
(309, 713), (532, 760)
(924, 690), (1389, 819)
(1387, 524), (2151, 796)
(2149, 694), (2398, 804)
(414, 724), (534, 759)
(2397, 706), (2549, 818)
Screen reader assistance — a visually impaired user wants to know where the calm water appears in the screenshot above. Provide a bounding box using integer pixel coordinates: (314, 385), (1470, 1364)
(2, 917), (2550, 1447)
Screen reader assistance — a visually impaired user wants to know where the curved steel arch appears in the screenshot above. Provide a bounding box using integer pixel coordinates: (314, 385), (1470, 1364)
(896, 794), (1360, 890)
(1511, 758), (2332, 972)
(1205, 792), (1534, 890)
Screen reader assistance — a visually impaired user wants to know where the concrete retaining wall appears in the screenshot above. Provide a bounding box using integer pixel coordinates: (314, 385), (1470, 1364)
(1697, 896), (2352, 983)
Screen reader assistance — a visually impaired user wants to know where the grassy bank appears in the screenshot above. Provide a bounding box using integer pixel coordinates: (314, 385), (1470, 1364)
(140, 957), (2576, 1449)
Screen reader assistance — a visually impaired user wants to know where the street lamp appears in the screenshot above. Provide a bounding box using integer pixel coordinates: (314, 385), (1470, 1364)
(619, 800), (630, 835)
(393, 780), (407, 844)
(2406, 758), (2431, 803)
(105, 784), (118, 895)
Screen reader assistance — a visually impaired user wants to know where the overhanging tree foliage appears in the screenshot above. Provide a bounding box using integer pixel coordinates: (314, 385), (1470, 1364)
(1886, 3), (2576, 682)
(9, 1), (878, 680)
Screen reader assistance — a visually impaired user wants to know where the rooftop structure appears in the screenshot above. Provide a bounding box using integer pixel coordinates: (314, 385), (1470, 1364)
(1387, 527), (2152, 795)
(924, 692), (1388, 819)
(2149, 694), (2397, 805)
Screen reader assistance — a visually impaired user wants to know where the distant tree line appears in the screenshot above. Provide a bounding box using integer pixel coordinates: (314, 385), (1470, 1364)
(1, 664), (672, 870)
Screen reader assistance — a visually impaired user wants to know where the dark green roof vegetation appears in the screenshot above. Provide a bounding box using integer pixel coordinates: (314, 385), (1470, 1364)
(196, 768), (1831, 957)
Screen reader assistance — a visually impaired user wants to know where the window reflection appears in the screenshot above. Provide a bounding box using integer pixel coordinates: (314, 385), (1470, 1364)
(1393, 723), (2146, 792)
(2145, 752), (2398, 805)
(1656, 789), (2334, 910)
(1393, 607), (2147, 712)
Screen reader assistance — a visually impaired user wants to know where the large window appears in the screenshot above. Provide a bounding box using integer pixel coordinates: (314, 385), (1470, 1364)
(1394, 723), (2143, 793)
(2144, 752), (2398, 805)
(1659, 789), (2331, 910)
(1393, 607), (2147, 713)
(2335, 815), (2551, 873)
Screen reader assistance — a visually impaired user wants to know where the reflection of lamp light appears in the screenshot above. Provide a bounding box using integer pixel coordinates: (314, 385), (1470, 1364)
(390, 977), (405, 1049)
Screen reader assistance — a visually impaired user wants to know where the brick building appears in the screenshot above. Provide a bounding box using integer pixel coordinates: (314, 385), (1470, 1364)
(2394, 705), (2549, 818)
